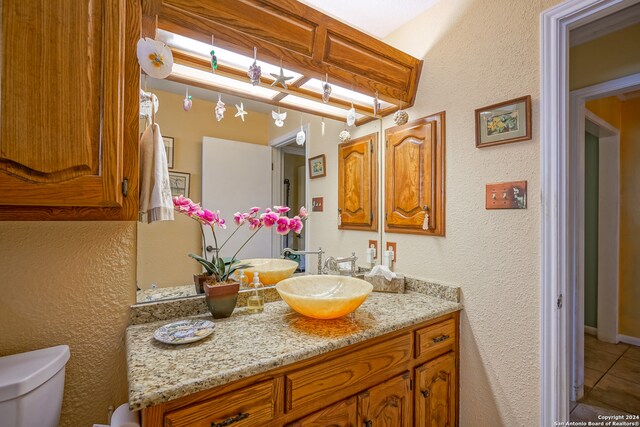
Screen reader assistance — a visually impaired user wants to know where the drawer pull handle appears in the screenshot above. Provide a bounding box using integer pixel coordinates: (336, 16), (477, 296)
(433, 334), (450, 343)
(421, 389), (430, 398)
(364, 420), (373, 427)
(211, 412), (249, 427)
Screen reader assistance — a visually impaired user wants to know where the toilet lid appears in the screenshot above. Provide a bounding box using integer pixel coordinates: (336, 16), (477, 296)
(0, 345), (70, 402)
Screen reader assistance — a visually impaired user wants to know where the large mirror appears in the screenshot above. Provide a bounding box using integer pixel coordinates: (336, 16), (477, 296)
(136, 77), (383, 303)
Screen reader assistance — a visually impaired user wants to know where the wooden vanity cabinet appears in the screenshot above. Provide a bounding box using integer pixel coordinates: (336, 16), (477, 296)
(338, 133), (378, 231)
(385, 112), (445, 236)
(141, 312), (460, 427)
(0, 0), (140, 220)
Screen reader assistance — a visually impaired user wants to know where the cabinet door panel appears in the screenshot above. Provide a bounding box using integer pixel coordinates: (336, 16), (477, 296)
(415, 353), (456, 427)
(287, 396), (357, 427)
(358, 373), (412, 427)
(0, 0), (124, 207)
(385, 112), (445, 236)
(338, 133), (377, 231)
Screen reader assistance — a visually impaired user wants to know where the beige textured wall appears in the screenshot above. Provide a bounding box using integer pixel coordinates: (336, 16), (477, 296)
(570, 24), (640, 91)
(619, 97), (640, 339)
(372, 0), (562, 424)
(0, 222), (136, 426)
(137, 89), (270, 289)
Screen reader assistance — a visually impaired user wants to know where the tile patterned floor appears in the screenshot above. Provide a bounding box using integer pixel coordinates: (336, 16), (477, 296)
(570, 334), (640, 422)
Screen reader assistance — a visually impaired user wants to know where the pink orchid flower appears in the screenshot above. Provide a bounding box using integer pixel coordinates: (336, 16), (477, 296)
(217, 217), (227, 229)
(249, 207), (260, 214)
(276, 217), (291, 235)
(248, 217), (262, 231)
(260, 211), (279, 227)
(289, 216), (304, 234)
(233, 212), (245, 226)
(274, 205), (291, 214)
(298, 206), (308, 219)
(194, 208), (215, 225)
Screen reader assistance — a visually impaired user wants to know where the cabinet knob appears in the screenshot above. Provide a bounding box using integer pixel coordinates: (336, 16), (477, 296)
(421, 389), (430, 398)
(211, 412), (249, 427)
(364, 420), (373, 427)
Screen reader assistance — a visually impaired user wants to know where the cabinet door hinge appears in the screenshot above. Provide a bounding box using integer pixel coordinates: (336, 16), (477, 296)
(370, 212), (374, 222)
(121, 178), (129, 197)
(370, 142), (374, 153)
(557, 294), (563, 309)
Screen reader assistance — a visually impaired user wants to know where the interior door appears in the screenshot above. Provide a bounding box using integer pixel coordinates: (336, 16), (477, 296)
(202, 137), (272, 260)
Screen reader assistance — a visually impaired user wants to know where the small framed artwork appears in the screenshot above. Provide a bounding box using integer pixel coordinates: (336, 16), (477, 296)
(308, 154), (327, 179)
(168, 171), (190, 198)
(163, 136), (174, 169)
(475, 95), (532, 148)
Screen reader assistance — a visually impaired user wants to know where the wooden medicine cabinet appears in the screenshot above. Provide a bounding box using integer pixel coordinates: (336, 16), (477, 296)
(338, 133), (378, 231)
(385, 112), (445, 236)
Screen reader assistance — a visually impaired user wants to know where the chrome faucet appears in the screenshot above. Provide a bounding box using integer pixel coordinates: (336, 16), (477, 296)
(282, 247), (324, 274)
(323, 252), (358, 276)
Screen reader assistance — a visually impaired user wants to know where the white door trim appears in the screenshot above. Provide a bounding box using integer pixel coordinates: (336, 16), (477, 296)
(540, 1), (639, 424)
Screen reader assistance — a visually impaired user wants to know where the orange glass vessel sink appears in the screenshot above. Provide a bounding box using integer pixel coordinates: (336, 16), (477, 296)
(276, 275), (373, 319)
(240, 258), (298, 285)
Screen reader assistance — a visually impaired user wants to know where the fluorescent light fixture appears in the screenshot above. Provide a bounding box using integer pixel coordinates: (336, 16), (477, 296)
(280, 94), (365, 118)
(157, 30), (302, 80)
(301, 79), (393, 109)
(171, 64), (279, 99)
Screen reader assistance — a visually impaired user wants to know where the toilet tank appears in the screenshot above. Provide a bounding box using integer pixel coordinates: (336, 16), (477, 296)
(0, 345), (70, 427)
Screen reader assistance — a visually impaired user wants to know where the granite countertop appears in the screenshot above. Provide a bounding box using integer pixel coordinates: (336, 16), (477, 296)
(126, 291), (461, 410)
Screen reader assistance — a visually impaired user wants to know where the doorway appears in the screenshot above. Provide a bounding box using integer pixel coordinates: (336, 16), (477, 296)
(540, 0), (640, 424)
(270, 126), (309, 271)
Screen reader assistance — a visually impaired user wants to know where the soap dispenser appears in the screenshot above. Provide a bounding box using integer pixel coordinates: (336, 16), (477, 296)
(247, 272), (264, 313)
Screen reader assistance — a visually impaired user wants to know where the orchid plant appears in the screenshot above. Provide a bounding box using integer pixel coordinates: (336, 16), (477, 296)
(173, 195), (307, 284)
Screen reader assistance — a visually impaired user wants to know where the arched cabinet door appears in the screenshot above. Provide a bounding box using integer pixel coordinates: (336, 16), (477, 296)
(415, 353), (457, 427)
(384, 112), (445, 236)
(338, 133), (378, 231)
(0, 0), (138, 220)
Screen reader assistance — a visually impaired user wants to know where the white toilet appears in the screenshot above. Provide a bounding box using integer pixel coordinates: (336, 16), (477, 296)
(0, 345), (70, 427)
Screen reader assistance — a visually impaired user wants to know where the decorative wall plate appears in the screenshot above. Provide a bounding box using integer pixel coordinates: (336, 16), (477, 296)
(153, 319), (215, 345)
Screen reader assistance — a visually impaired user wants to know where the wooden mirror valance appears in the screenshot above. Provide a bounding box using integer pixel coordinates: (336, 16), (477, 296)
(142, 0), (423, 125)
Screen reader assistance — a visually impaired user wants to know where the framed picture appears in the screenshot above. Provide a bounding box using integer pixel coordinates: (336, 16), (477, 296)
(308, 154), (326, 179)
(163, 136), (174, 169)
(168, 171), (190, 197)
(475, 95), (532, 148)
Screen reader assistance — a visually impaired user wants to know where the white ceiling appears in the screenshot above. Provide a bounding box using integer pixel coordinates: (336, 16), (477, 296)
(298, 0), (439, 39)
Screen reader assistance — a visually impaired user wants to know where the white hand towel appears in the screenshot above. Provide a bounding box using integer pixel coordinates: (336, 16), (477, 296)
(139, 123), (174, 223)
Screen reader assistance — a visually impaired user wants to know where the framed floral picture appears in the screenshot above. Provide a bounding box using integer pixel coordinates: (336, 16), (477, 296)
(169, 171), (190, 198)
(475, 95), (532, 148)
(309, 154), (326, 179)
(163, 136), (174, 169)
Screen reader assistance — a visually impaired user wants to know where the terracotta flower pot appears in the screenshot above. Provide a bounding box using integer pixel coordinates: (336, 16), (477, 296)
(203, 281), (240, 319)
(193, 274), (211, 295)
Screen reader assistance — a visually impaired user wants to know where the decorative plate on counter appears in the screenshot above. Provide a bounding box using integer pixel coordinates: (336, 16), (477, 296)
(153, 319), (215, 345)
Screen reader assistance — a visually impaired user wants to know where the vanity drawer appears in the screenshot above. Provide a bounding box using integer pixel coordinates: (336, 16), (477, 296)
(164, 380), (275, 427)
(415, 318), (456, 362)
(285, 333), (412, 412)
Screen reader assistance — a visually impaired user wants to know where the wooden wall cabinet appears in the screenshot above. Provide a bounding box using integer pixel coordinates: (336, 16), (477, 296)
(141, 312), (460, 427)
(385, 112), (445, 236)
(0, 0), (139, 220)
(338, 133), (378, 231)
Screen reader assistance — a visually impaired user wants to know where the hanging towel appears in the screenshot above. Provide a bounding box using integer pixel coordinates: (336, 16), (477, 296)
(139, 123), (174, 223)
